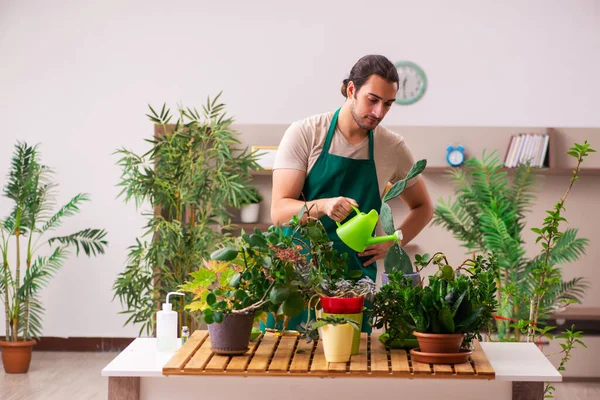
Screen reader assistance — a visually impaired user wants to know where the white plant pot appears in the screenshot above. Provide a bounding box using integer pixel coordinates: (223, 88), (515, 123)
(321, 324), (354, 363)
(240, 203), (260, 223)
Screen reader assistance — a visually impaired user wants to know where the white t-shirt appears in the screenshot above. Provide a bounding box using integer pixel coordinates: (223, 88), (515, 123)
(273, 111), (421, 196)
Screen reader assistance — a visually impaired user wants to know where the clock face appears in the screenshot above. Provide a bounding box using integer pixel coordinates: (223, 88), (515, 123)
(448, 150), (464, 166)
(394, 61), (427, 105)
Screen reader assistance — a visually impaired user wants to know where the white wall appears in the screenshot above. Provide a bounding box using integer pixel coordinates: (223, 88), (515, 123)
(0, 0), (599, 337)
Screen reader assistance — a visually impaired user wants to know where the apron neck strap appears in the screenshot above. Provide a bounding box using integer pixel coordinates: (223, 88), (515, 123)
(324, 108), (374, 160)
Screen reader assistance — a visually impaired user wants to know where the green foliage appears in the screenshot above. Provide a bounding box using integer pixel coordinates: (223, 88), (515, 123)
(526, 141), (595, 340)
(112, 94), (262, 336)
(181, 202), (354, 331)
(1, 142), (108, 341)
(431, 150), (590, 338)
(380, 159), (427, 275)
(316, 277), (376, 300)
(372, 253), (498, 346)
(240, 186), (263, 206)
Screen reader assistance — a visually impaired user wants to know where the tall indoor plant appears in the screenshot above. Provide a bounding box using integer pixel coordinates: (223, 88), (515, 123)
(432, 151), (589, 339)
(0, 142), (108, 373)
(113, 94), (262, 336)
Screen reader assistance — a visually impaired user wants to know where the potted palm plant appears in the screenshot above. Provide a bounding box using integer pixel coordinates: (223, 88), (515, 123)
(0, 142), (108, 373)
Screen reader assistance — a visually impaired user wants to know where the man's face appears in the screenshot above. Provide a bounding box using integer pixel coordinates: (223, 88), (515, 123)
(348, 74), (398, 131)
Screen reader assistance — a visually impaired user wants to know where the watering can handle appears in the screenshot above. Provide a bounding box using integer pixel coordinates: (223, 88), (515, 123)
(335, 205), (362, 227)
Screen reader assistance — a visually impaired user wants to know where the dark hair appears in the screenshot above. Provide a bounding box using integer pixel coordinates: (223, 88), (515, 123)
(340, 55), (399, 98)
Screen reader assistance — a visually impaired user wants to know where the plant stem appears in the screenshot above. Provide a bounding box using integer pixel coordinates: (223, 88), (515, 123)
(13, 226), (21, 342)
(528, 156), (582, 340)
(23, 226), (34, 340)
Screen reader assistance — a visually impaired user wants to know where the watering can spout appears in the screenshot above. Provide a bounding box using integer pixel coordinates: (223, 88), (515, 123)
(366, 230), (403, 247)
(335, 206), (403, 253)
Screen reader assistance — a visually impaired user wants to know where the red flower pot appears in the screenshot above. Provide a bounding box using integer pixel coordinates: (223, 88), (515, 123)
(320, 296), (364, 314)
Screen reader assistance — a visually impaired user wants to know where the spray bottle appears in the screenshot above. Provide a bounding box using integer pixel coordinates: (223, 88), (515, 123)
(156, 291), (184, 352)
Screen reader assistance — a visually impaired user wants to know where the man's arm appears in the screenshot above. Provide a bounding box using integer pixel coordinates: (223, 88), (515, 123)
(271, 169), (358, 226)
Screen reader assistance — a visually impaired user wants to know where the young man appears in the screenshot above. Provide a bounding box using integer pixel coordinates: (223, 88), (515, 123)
(272, 54), (433, 283)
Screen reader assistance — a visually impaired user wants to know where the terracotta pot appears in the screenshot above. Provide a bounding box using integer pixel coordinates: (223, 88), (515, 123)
(413, 332), (465, 354)
(0, 338), (36, 373)
(320, 296), (364, 314)
(410, 347), (473, 364)
(207, 312), (254, 355)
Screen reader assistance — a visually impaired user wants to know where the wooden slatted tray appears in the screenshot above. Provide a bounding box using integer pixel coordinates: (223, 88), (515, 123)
(163, 330), (495, 379)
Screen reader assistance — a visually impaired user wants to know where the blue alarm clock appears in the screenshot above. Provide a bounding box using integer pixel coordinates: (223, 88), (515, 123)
(446, 146), (465, 167)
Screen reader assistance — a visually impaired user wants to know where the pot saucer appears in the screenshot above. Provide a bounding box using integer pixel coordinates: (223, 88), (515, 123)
(409, 347), (473, 364)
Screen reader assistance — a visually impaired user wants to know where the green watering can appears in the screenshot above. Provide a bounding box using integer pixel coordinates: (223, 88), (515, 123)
(335, 206), (402, 253)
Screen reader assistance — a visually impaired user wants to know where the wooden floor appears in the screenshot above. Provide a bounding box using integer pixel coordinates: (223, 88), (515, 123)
(163, 330), (495, 379)
(1, 351), (599, 399)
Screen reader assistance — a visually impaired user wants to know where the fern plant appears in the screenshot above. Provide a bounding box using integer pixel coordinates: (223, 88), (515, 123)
(112, 94), (262, 336)
(432, 151), (589, 339)
(0, 142), (108, 341)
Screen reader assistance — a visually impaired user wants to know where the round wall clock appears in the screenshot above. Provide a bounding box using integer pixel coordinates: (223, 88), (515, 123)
(394, 61), (427, 105)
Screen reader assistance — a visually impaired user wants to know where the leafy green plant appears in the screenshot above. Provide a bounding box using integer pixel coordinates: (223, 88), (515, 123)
(317, 277), (376, 300)
(0, 142), (108, 341)
(181, 225), (306, 325)
(299, 315), (360, 343)
(526, 142), (595, 340)
(240, 186), (263, 206)
(112, 94), (262, 335)
(432, 151), (589, 339)
(372, 253), (498, 346)
(380, 159), (427, 275)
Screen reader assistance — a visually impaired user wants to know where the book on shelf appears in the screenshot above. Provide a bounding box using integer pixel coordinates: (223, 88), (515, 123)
(504, 132), (549, 168)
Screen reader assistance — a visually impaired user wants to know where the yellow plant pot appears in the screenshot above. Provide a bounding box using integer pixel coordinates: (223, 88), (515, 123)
(321, 324), (354, 363)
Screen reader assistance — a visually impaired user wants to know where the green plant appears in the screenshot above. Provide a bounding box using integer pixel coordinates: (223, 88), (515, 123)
(240, 186), (263, 206)
(182, 223), (312, 326)
(525, 142), (595, 340)
(517, 142), (593, 398)
(179, 257), (270, 324)
(380, 159), (427, 275)
(317, 277), (376, 300)
(112, 94), (262, 335)
(432, 151), (589, 339)
(371, 252), (498, 346)
(0, 142), (108, 341)
(299, 315), (360, 343)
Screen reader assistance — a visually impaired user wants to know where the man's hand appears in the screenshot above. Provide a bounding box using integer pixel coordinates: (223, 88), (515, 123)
(322, 197), (358, 222)
(358, 241), (394, 266)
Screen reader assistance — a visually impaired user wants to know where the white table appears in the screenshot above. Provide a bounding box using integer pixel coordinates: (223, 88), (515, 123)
(102, 339), (561, 400)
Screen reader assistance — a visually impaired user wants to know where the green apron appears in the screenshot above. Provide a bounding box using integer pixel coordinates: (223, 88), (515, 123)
(265, 108), (382, 333)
